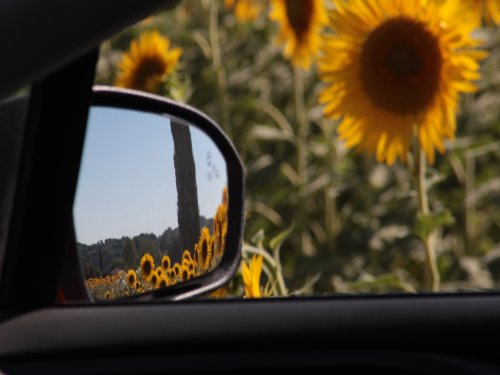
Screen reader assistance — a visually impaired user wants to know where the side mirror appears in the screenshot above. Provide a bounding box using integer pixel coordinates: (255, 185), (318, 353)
(73, 86), (244, 301)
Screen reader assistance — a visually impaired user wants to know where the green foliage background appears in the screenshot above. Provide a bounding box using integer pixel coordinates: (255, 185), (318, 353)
(95, 1), (500, 295)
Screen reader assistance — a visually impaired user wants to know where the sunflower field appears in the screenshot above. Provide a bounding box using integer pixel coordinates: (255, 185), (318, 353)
(91, 0), (500, 298)
(85, 186), (228, 300)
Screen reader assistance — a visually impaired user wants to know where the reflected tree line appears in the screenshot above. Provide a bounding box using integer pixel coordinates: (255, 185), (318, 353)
(78, 216), (213, 277)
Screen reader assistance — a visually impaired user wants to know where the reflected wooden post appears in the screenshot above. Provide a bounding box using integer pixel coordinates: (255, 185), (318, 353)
(171, 120), (200, 263)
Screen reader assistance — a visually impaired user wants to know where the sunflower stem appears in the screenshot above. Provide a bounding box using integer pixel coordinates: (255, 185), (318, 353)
(414, 144), (440, 292)
(320, 118), (339, 253)
(294, 66), (311, 255)
(209, 0), (231, 138)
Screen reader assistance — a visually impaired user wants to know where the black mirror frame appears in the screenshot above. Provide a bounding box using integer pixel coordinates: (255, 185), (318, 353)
(87, 86), (245, 301)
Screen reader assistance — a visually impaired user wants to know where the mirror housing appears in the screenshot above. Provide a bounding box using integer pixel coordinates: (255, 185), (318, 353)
(73, 86), (244, 302)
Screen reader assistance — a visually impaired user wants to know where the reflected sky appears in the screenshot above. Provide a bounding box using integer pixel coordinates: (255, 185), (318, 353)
(73, 107), (227, 245)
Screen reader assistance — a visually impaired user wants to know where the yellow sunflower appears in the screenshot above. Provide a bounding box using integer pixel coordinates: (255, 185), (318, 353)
(213, 187), (229, 258)
(159, 275), (169, 289)
(269, 0), (327, 69)
(319, 0), (486, 165)
(173, 263), (181, 277)
(115, 30), (182, 93)
(150, 273), (159, 288)
(459, 0), (500, 26)
(181, 269), (189, 282)
(161, 255), (171, 271)
(126, 269), (137, 287)
(213, 208), (228, 258)
(182, 250), (193, 265)
(155, 267), (164, 278)
(140, 253), (155, 281)
(242, 255), (263, 298)
(224, 0), (265, 23)
(169, 268), (176, 280)
(195, 227), (213, 273)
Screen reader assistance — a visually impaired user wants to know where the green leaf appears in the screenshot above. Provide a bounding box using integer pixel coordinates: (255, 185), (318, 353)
(415, 210), (455, 240)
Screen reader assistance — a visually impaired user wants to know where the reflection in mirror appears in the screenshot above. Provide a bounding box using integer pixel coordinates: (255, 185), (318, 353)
(74, 106), (228, 300)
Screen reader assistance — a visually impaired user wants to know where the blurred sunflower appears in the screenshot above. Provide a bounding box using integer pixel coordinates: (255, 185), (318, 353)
(224, 0), (265, 23)
(140, 253), (155, 281)
(159, 275), (168, 289)
(213, 187), (229, 258)
(242, 255), (263, 298)
(127, 269), (137, 287)
(269, 0), (327, 69)
(173, 263), (181, 277)
(115, 30), (182, 93)
(161, 255), (171, 271)
(156, 267), (163, 278)
(181, 269), (189, 282)
(105, 291), (111, 299)
(150, 273), (159, 288)
(319, 0), (486, 165)
(135, 281), (141, 291)
(183, 256), (195, 275)
(465, 0), (500, 26)
(169, 269), (176, 280)
(182, 250), (193, 265)
(195, 227), (213, 272)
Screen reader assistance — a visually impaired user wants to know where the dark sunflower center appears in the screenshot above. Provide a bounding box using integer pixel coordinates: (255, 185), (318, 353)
(128, 274), (134, 284)
(143, 261), (152, 275)
(134, 58), (167, 89)
(360, 18), (442, 115)
(201, 240), (208, 262)
(285, 0), (313, 40)
(388, 45), (419, 77)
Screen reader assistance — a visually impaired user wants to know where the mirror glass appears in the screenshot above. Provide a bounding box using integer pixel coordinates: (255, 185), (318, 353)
(74, 106), (228, 300)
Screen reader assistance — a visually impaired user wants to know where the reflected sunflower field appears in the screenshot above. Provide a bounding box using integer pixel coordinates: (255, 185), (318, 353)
(85, 188), (228, 300)
(94, 0), (500, 298)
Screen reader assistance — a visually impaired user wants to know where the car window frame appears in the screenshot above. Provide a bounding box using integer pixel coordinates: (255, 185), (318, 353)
(0, 50), (99, 310)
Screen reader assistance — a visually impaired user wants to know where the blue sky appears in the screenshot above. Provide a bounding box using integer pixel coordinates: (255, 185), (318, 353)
(73, 107), (227, 245)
